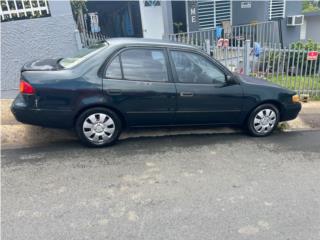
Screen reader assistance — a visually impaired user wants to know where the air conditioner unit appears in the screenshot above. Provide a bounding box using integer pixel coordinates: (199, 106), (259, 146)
(287, 15), (304, 26)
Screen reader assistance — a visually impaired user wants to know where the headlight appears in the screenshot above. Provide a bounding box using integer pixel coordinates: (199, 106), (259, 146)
(292, 95), (300, 103)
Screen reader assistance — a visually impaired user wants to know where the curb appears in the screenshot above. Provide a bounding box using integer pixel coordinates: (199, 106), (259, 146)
(1, 124), (77, 149)
(1, 124), (241, 149)
(282, 127), (320, 132)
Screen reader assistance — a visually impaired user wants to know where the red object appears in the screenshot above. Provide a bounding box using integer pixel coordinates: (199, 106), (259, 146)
(217, 38), (224, 47)
(307, 51), (318, 61)
(223, 39), (229, 48)
(20, 80), (35, 94)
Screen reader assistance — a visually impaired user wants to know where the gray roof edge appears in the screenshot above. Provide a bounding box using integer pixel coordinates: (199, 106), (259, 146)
(106, 38), (196, 49)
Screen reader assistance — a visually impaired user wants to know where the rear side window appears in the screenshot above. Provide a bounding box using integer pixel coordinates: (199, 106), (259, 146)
(121, 49), (168, 82)
(105, 56), (122, 79)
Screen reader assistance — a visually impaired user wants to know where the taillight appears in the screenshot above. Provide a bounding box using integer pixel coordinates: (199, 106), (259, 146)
(20, 80), (35, 94)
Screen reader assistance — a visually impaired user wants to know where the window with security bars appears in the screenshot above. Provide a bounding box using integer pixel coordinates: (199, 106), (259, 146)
(269, 0), (286, 20)
(0, 0), (50, 22)
(198, 0), (231, 29)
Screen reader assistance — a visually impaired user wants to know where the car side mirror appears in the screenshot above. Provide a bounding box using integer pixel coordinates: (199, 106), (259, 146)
(226, 75), (236, 85)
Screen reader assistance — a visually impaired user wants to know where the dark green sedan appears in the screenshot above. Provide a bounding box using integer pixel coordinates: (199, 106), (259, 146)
(11, 38), (301, 147)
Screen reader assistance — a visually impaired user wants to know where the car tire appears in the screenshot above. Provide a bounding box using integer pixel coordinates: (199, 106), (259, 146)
(75, 107), (122, 147)
(247, 103), (279, 137)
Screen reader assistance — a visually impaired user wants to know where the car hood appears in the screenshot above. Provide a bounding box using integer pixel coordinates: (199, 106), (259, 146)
(237, 74), (282, 88)
(21, 58), (63, 72)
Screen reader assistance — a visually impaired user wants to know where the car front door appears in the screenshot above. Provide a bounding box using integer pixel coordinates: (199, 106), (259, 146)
(103, 47), (176, 126)
(169, 49), (243, 125)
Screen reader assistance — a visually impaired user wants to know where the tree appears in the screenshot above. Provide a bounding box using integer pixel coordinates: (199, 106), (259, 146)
(70, 0), (87, 32)
(302, 0), (320, 13)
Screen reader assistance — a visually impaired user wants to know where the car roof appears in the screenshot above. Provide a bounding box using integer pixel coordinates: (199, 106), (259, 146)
(106, 37), (196, 49)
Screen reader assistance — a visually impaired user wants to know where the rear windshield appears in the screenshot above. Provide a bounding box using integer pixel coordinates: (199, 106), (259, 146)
(59, 42), (107, 68)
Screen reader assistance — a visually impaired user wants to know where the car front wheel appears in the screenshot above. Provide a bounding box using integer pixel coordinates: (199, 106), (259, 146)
(75, 107), (122, 147)
(247, 103), (279, 137)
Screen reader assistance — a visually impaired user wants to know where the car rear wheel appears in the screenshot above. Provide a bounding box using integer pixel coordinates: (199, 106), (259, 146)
(247, 104), (279, 137)
(75, 107), (122, 147)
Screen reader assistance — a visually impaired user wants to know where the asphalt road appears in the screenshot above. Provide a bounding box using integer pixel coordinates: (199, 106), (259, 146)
(2, 130), (320, 240)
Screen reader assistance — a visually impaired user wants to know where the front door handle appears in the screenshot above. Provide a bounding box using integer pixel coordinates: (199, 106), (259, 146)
(107, 89), (122, 95)
(180, 92), (194, 97)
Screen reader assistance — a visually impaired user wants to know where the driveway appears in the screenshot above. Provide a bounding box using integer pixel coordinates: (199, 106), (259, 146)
(2, 131), (320, 240)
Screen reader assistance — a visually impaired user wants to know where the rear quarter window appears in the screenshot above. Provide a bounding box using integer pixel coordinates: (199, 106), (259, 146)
(59, 42), (107, 68)
(105, 56), (122, 79)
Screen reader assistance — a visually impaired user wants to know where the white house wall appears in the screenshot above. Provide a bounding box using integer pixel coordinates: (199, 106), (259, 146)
(139, 0), (165, 39)
(1, 0), (78, 98)
(305, 15), (320, 43)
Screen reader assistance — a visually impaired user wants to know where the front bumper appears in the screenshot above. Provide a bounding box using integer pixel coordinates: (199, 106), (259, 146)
(280, 102), (302, 121)
(11, 94), (74, 129)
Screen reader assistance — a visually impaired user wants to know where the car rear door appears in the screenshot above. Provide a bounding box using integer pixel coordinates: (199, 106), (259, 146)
(103, 47), (176, 126)
(169, 49), (243, 125)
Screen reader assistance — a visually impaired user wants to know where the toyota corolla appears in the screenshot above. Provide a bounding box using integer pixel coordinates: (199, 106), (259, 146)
(11, 38), (301, 147)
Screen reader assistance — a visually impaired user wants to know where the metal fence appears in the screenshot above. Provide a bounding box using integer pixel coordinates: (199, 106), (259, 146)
(249, 43), (320, 96)
(75, 12), (107, 48)
(79, 31), (107, 48)
(209, 42), (320, 97)
(169, 25), (320, 97)
(168, 21), (280, 48)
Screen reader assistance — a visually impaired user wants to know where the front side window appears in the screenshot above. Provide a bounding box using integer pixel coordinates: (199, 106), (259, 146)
(171, 51), (226, 84)
(121, 49), (168, 82)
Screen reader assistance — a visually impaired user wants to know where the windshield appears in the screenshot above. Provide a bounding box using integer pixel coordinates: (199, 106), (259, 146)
(59, 42), (107, 68)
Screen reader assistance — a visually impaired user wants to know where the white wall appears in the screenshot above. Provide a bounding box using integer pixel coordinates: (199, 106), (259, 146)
(1, 0), (78, 98)
(139, 0), (165, 39)
(305, 15), (320, 42)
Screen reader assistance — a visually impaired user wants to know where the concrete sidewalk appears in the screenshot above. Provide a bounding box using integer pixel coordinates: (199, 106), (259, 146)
(285, 101), (320, 131)
(1, 99), (319, 149)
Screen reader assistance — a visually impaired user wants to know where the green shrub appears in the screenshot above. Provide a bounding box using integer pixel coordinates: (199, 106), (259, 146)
(259, 40), (319, 76)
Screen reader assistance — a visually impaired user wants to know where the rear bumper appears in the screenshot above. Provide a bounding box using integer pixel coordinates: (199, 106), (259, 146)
(280, 102), (302, 121)
(11, 94), (74, 129)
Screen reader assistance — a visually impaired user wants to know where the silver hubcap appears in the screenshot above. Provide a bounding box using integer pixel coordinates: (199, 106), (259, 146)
(253, 109), (277, 134)
(83, 113), (115, 144)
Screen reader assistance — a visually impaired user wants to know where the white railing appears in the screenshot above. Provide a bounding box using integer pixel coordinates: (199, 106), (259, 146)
(0, 0), (50, 22)
(209, 41), (320, 97)
(168, 21), (280, 49)
(79, 31), (107, 48)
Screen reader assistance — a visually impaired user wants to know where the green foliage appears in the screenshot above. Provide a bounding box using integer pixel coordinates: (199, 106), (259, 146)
(260, 40), (319, 76)
(266, 75), (320, 91)
(70, 0), (87, 20)
(311, 95), (320, 100)
(173, 22), (183, 33)
(289, 40), (320, 75)
(302, 0), (320, 13)
(292, 40), (320, 51)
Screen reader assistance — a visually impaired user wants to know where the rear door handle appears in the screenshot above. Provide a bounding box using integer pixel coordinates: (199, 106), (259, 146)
(107, 89), (122, 95)
(180, 92), (194, 97)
